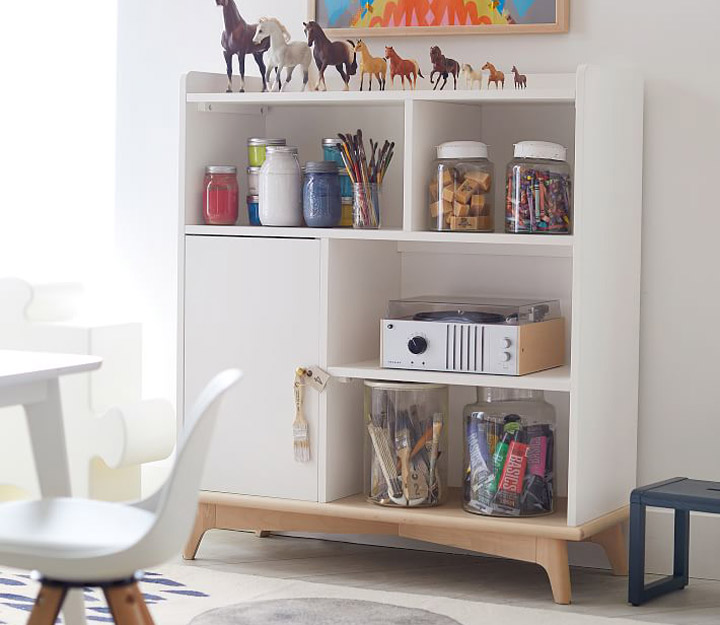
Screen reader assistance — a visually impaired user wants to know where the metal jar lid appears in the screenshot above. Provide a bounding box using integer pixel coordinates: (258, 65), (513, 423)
(305, 160), (339, 174)
(246, 166), (262, 174)
(247, 194), (259, 203)
(266, 145), (298, 155)
(322, 137), (341, 147)
(205, 165), (237, 174)
(247, 137), (287, 147)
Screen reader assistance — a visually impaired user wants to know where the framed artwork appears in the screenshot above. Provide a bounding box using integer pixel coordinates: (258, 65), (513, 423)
(307, 0), (569, 37)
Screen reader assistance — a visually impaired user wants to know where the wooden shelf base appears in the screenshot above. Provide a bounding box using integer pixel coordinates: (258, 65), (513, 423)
(183, 490), (628, 605)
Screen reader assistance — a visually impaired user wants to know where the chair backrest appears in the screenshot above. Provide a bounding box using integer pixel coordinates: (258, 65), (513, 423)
(130, 369), (242, 564)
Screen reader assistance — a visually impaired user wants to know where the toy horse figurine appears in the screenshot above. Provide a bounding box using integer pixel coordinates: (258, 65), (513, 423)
(303, 21), (357, 91)
(461, 63), (483, 90)
(253, 18), (311, 92)
(429, 46), (459, 90)
(482, 62), (505, 89)
(511, 65), (527, 89)
(355, 40), (387, 91)
(384, 46), (423, 90)
(215, 0), (269, 93)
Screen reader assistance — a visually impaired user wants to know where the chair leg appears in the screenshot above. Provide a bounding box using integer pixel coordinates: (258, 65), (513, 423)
(183, 502), (216, 560)
(628, 501), (646, 605)
(28, 584), (68, 625)
(536, 537), (572, 604)
(103, 582), (155, 625)
(673, 509), (690, 586)
(590, 523), (629, 575)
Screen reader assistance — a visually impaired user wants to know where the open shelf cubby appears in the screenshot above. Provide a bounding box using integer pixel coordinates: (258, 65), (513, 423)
(179, 67), (643, 604)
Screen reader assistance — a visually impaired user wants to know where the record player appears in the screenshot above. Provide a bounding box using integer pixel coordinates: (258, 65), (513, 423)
(381, 296), (565, 376)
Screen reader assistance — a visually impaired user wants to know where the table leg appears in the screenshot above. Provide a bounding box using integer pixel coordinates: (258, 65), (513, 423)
(23, 379), (87, 625)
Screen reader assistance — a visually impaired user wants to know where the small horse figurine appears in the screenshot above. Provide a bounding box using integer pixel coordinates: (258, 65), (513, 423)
(429, 46), (459, 90)
(355, 40), (386, 91)
(214, 0), (269, 93)
(303, 21), (357, 91)
(482, 62), (505, 89)
(511, 65), (527, 89)
(384, 46), (423, 90)
(460, 64), (483, 90)
(253, 18), (311, 92)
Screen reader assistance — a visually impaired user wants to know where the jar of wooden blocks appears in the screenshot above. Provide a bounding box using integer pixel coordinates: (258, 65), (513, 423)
(429, 141), (494, 232)
(364, 381), (448, 507)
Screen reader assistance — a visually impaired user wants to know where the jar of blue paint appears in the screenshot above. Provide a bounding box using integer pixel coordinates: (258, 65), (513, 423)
(303, 161), (341, 228)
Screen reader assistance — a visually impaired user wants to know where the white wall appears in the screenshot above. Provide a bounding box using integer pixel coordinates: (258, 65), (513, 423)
(116, 1), (720, 576)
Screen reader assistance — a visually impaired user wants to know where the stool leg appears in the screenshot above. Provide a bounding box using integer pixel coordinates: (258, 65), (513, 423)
(628, 501), (646, 605)
(28, 584), (68, 625)
(104, 582), (155, 625)
(674, 509), (690, 587)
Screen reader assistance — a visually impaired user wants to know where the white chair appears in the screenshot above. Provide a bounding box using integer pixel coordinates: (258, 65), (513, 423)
(0, 369), (242, 625)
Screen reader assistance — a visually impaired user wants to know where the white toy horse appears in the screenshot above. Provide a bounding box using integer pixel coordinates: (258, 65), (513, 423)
(253, 18), (311, 92)
(461, 63), (483, 90)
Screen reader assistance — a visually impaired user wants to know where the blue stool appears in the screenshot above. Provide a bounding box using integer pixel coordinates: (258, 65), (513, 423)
(629, 477), (720, 605)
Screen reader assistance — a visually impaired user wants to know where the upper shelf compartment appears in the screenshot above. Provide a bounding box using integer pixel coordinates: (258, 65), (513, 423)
(185, 71), (576, 106)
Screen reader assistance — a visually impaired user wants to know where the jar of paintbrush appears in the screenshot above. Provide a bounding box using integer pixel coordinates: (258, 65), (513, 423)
(335, 131), (394, 230)
(364, 381), (448, 507)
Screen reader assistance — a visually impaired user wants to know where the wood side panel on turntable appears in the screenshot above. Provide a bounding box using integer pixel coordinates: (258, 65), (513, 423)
(517, 318), (566, 375)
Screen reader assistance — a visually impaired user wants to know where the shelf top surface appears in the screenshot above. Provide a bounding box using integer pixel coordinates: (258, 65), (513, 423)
(185, 225), (574, 248)
(327, 360), (571, 392)
(199, 489), (628, 540)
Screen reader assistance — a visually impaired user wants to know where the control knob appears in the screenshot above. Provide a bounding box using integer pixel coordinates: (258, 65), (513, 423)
(407, 336), (428, 355)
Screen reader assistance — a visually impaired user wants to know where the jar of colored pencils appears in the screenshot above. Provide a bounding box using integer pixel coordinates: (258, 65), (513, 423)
(352, 182), (380, 229)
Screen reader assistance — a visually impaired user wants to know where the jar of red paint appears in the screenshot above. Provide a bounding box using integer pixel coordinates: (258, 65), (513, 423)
(203, 166), (239, 225)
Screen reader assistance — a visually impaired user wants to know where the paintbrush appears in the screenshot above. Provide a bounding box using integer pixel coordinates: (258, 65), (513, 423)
(429, 412), (443, 487)
(292, 368), (310, 463)
(367, 423), (402, 499)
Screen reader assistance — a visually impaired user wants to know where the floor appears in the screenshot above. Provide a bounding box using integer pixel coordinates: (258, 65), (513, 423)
(180, 530), (720, 625)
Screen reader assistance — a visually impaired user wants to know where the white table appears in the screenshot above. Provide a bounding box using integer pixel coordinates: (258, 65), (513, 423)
(0, 349), (102, 625)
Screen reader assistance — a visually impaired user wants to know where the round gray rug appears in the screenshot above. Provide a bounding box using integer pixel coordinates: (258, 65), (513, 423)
(189, 598), (461, 624)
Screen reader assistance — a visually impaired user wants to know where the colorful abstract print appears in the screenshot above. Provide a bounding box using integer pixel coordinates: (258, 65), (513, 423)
(318, 0), (556, 29)
(0, 571), (208, 624)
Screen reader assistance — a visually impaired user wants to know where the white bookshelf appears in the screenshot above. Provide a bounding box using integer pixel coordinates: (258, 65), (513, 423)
(178, 67), (644, 604)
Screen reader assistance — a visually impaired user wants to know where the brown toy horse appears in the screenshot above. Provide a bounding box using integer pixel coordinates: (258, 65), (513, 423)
(384, 46), (423, 90)
(511, 65), (527, 89)
(482, 62), (505, 89)
(214, 0), (269, 92)
(429, 46), (459, 90)
(303, 21), (357, 91)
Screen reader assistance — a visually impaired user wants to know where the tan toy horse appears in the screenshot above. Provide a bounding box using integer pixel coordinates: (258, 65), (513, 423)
(461, 63), (483, 90)
(482, 62), (505, 89)
(355, 40), (387, 91)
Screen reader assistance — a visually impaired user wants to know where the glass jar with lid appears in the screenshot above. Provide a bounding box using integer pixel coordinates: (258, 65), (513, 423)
(505, 141), (572, 234)
(463, 387), (556, 516)
(429, 141), (494, 232)
(303, 161), (341, 227)
(364, 381), (448, 507)
(322, 137), (353, 201)
(258, 146), (303, 227)
(247, 137), (287, 167)
(202, 166), (238, 225)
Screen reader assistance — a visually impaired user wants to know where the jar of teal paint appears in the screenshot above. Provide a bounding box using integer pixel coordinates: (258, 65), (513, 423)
(322, 138), (353, 201)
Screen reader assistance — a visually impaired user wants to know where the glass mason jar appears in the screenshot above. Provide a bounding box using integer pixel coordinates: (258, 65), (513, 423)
(352, 182), (380, 229)
(429, 141), (494, 232)
(258, 146), (303, 227)
(303, 161), (341, 227)
(202, 166), (238, 225)
(364, 381), (448, 507)
(246, 166), (261, 196)
(247, 137), (286, 167)
(246, 194), (261, 226)
(505, 141), (572, 234)
(322, 137), (353, 201)
(463, 387), (556, 517)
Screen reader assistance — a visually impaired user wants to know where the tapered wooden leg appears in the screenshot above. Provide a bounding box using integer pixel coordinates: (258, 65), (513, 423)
(536, 537), (571, 604)
(28, 584), (68, 625)
(255, 530), (271, 538)
(183, 502), (216, 560)
(103, 582), (154, 625)
(589, 523), (629, 576)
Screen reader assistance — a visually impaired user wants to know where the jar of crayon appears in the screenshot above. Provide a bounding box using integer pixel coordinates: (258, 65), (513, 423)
(505, 141), (572, 234)
(364, 381), (448, 508)
(463, 387), (556, 517)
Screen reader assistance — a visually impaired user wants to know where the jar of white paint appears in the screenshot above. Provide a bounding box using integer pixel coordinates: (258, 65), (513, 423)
(258, 146), (303, 226)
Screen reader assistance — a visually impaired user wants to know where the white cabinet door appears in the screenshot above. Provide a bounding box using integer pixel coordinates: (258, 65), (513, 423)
(184, 236), (321, 501)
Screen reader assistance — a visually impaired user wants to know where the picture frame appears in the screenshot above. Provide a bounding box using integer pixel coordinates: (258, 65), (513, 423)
(306, 0), (569, 37)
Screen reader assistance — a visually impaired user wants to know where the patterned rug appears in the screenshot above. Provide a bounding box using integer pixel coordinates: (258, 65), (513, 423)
(0, 564), (661, 625)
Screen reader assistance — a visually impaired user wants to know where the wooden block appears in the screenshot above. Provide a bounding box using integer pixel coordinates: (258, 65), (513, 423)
(439, 168), (454, 186)
(466, 170), (492, 192)
(453, 202), (471, 217)
(454, 178), (479, 204)
(450, 215), (492, 231)
(442, 185), (455, 203)
(430, 200), (452, 218)
(429, 181), (439, 201)
(470, 194), (490, 217)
